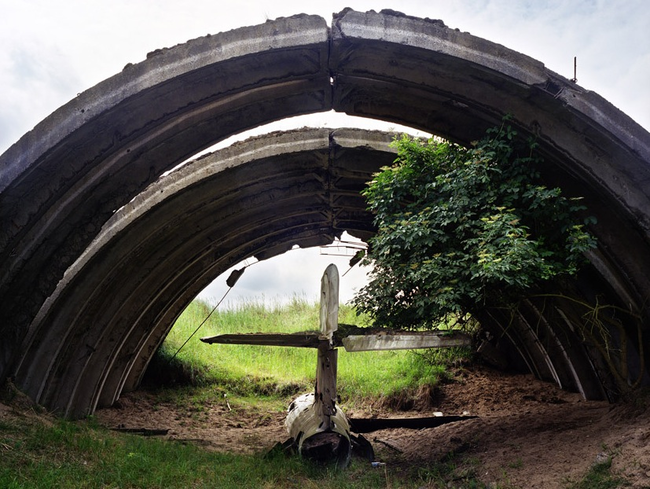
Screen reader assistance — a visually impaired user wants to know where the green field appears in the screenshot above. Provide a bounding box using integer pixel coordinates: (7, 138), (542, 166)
(0, 408), (396, 489)
(153, 299), (463, 407)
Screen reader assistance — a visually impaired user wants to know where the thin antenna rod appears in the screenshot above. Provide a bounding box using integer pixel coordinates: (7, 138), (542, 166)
(170, 268), (245, 361)
(571, 56), (577, 83)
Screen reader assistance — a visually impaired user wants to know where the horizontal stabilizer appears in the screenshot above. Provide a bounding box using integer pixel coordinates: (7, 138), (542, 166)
(200, 332), (320, 348)
(342, 332), (471, 352)
(349, 415), (477, 433)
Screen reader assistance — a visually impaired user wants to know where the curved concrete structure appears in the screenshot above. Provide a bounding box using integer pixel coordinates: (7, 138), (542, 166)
(1, 9), (650, 416)
(16, 127), (395, 416)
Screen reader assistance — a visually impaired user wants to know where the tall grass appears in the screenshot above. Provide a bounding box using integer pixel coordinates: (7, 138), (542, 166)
(154, 298), (460, 405)
(0, 413), (393, 489)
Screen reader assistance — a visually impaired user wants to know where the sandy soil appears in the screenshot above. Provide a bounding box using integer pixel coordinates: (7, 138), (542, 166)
(90, 365), (650, 488)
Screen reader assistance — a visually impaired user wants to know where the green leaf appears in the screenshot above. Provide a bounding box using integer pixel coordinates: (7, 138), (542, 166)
(352, 124), (598, 330)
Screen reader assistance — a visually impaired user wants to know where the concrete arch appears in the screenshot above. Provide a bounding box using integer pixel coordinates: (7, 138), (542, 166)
(1, 9), (650, 416)
(15, 127), (394, 416)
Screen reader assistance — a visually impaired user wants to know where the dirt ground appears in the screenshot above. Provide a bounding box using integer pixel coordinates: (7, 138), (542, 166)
(91, 365), (650, 488)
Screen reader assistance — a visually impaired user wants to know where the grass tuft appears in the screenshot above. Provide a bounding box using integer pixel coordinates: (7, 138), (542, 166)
(565, 457), (628, 489)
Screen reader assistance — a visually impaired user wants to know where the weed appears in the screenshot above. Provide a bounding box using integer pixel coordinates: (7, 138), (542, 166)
(410, 446), (489, 488)
(565, 457), (629, 489)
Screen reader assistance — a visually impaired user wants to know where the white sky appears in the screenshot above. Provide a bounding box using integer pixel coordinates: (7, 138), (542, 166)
(2, 0), (649, 307)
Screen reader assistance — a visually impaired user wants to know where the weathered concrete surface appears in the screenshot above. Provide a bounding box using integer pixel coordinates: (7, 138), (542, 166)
(13, 128), (396, 416)
(1, 10), (650, 416)
(0, 14), (331, 390)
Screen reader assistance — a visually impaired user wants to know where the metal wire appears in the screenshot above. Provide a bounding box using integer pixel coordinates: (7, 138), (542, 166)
(169, 268), (245, 361)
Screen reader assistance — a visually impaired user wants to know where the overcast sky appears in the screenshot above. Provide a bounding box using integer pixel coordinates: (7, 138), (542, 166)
(2, 0), (649, 307)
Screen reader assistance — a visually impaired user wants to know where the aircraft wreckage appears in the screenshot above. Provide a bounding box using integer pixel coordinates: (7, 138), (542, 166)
(201, 264), (476, 467)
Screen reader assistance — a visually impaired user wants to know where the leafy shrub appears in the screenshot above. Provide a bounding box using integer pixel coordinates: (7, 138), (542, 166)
(353, 122), (597, 330)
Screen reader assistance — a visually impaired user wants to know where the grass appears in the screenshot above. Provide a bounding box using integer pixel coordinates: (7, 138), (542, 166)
(0, 411), (393, 489)
(564, 457), (629, 489)
(150, 298), (465, 407)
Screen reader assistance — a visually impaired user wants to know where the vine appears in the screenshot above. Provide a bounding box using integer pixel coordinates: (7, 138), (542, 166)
(535, 293), (645, 390)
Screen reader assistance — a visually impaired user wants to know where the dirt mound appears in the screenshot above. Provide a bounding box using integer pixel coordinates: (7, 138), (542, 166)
(369, 368), (650, 487)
